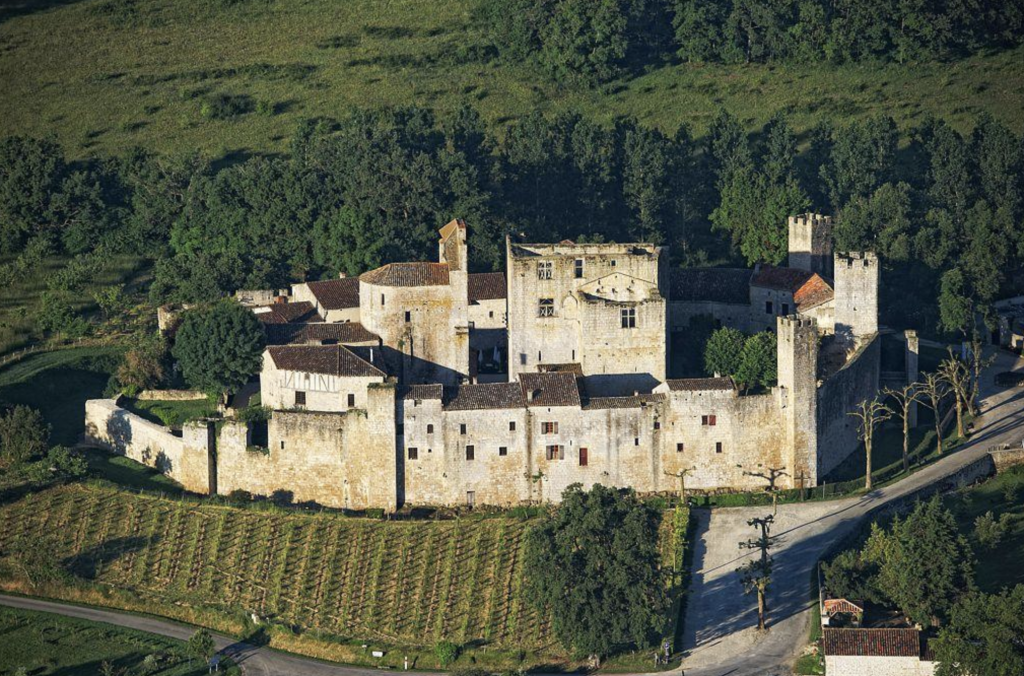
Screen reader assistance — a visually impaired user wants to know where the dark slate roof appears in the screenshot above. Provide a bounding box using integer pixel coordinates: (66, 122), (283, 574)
(264, 322), (379, 346)
(401, 383), (444, 401)
(361, 262), (450, 287)
(306, 278), (361, 310)
(664, 377), (735, 391)
(822, 628), (924, 658)
(253, 302), (323, 325)
(519, 372), (582, 408)
(671, 268), (751, 305)
(267, 345), (385, 378)
(443, 383), (526, 411)
(468, 272), (507, 302)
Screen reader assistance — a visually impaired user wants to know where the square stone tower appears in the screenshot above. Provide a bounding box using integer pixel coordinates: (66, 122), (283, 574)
(777, 315), (820, 486)
(788, 213), (833, 278)
(833, 251), (879, 348)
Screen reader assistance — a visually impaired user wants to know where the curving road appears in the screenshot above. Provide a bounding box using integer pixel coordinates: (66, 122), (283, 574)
(3, 351), (1022, 676)
(677, 347), (1024, 676)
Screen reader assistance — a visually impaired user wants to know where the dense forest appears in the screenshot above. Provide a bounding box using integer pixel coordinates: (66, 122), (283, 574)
(1, 104), (1022, 339)
(483, 0), (1024, 85)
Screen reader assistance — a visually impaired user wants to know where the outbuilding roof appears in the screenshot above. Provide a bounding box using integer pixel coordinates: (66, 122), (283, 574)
(822, 628), (924, 658)
(468, 272), (507, 302)
(671, 268), (752, 305)
(443, 383), (525, 411)
(401, 384), (444, 401)
(664, 377), (736, 391)
(361, 262), (450, 287)
(750, 265), (834, 311)
(305, 278), (361, 310)
(253, 301), (323, 324)
(266, 345), (385, 378)
(518, 372), (582, 408)
(264, 322), (379, 346)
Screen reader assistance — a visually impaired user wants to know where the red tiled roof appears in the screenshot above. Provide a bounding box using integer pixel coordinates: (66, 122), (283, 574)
(401, 384), (444, 401)
(824, 599), (865, 615)
(361, 262), (450, 287)
(519, 372), (581, 408)
(306, 278), (361, 310)
(793, 273), (834, 311)
(444, 383), (525, 411)
(664, 377), (735, 392)
(468, 272), (506, 302)
(253, 302), (323, 324)
(671, 268), (752, 305)
(264, 322), (379, 346)
(822, 628), (923, 658)
(267, 345), (385, 378)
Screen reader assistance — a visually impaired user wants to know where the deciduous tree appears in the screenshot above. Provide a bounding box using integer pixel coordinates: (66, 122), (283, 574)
(171, 301), (264, 399)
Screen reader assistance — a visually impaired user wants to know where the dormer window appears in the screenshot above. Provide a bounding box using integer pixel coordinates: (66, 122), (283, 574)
(538, 261), (553, 279)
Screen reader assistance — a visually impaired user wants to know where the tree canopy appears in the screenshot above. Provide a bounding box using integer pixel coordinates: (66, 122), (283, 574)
(523, 484), (669, 657)
(0, 406), (50, 470)
(171, 301), (265, 398)
(934, 585), (1024, 676)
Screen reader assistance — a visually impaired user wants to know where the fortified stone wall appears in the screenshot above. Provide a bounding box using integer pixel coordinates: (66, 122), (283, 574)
(578, 296), (666, 394)
(261, 355), (385, 412)
(84, 399), (214, 494)
(817, 334), (881, 477)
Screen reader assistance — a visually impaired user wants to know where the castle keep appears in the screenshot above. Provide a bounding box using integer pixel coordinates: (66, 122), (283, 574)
(87, 215), (882, 511)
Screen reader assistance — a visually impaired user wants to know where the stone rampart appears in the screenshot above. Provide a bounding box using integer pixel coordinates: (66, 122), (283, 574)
(817, 334), (881, 477)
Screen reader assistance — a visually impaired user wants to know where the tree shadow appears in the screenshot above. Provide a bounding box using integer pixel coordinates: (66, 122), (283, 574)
(62, 535), (156, 580)
(0, 0), (87, 25)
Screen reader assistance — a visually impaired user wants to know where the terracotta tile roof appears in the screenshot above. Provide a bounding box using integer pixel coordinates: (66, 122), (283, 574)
(253, 302), (323, 324)
(793, 273), (834, 311)
(671, 268), (751, 305)
(823, 599), (865, 615)
(401, 384), (444, 401)
(822, 628), (923, 658)
(537, 363), (584, 377)
(443, 383), (526, 411)
(664, 377), (735, 391)
(267, 345), (385, 378)
(582, 396), (644, 410)
(264, 322), (379, 346)
(519, 372), (582, 408)
(306, 278), (361, 310)
(360, 262), (450, 287)
(468, 272), (507, 302)
(750, 265), (834, 311)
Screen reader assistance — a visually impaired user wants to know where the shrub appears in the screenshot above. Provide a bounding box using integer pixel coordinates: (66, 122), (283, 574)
(200, 94), (255, 120)
(0, 405), (50, 469)
(47, 445), (89, 480)
(435, 640), (459, 668)
(227, 489), (253, 505)
(973, 511), (1010, 550)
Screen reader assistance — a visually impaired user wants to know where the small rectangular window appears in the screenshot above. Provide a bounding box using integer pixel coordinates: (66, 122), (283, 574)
(634, 437), (640, 446)
(280, 440), (285, 450)
(499, 446), (508, 457)
(520, 353), (527, 366)
(294, 391), (306, 407)
(460, 423), (467, 435)
(408, 447), (418, 460)
(509, 421), (516, 431)
(546, 445), (563, 460)
(466, 445), (475, 461)
(702, 414), (717, 426)
(427, 423), (434, 434)
(347, 393), (355, 407)
(489, 310), (494, 318)
(782, 303), (790, 315)
(381, 293), (386, 306)
(765, 300), (773, 314)
(542, 421), (558, 434)
(621, 307), (636, 329)
(676, 442), (684, 453)
(654, 421), (661, 430)
(574, 259), (584, 279)
(715, 442), (723, 454)
(538, 298), (555, 317)
(611, 260), (617, 267)
(710, 414), (717, 426)
(579, 447), (588, 466)
(466, 491), (475, 507)
(538, 261), (553, 279)
(405, 311), (411, 323)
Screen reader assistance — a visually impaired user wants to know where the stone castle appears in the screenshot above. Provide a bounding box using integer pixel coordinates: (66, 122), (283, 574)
(87, 214), (889, 511)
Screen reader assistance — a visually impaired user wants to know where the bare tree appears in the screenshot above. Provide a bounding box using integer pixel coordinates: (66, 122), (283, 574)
(743, 467), (788, 514)
(848, 396), (893, 490)
(664, 466), (696, 504)
(967, 336), (994, 415)
(883, 382), (924, 474)
(919, 371), (950, 455)
(939, 350), (971, 439)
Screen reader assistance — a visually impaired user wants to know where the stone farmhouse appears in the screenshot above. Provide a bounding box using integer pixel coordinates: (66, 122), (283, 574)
(87, 214), (892, 511)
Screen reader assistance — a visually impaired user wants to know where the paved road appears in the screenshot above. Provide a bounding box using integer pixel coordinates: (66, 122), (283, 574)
(678, 348), (1024, 676)
(0, 594), (428, 676)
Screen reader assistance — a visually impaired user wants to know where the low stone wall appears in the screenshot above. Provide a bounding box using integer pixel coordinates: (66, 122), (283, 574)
(136, 389), (207, 401)
(990, 447), (1024, 472)
(84, 399), (214, 494)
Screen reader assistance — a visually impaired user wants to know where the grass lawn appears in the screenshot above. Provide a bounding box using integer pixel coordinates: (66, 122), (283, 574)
(1, 0), (1022, 160)
(0, 604), (213, 676)
(121, 397), (217, 429)
(948, 465), (1024, 592)
(85, 450), (185, 493)
(0, 347), (123, 445)
(0, 255), (147, 357)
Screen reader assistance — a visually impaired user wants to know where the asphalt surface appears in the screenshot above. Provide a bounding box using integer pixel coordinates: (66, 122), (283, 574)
(3, 350), (1022, 676)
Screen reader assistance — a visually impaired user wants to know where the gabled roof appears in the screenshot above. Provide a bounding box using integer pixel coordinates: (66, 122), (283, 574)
(822, 628), (924, 658)
(581, 395), (665, 410)
(538, 363), (584, 377)
(823, 598), (865, 615)
(253, 302), (323, 324)
(305, 278), (361, 310)
(671, 268), (752, 305)
(468, 272), (506, 302)
(664, 377), (735, 391)
(439, 218), (466, 241)
(519, 372), (581, 408)
(266, 345), (385, 378)
(401, 383), (444, 401)
(264, 322), (379, 346)
(578, 272), (658, 303)
(750, 265), (834, 311)
(443, 383), (525, 411)
(360, 262), (450, 287)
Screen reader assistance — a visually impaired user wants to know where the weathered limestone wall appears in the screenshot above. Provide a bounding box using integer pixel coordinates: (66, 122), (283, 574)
(779, 316), (820, 484)
(136, 390), (206, 401)
(260, 353), (385, 412)
(215, 383), (398, 510)
(290, 282), (360, 323)
(84, 399), (214, 494)
(834, 252), (880, 346)
(824, 655), (934, 676)
(991, 448), (1024, 472)
(816, 334), (882, 477)
(578, 297), (666, 394)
